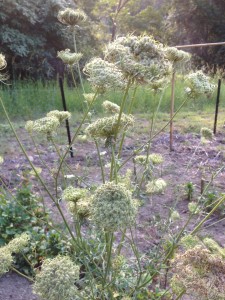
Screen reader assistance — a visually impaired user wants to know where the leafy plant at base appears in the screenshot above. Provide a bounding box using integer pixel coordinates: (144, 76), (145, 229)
(0, 186), (68, 276)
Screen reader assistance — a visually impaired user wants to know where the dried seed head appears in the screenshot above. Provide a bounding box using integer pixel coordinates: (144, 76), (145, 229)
(171, 246), (225, 299)
(57, 49), (83, 65)
(146, 178), (167, 194)
(47, 110), (71, 123)
(58, 8), (87, 26)
(33, 255), (80, 300)
(104, 35), (172, 84)
(83, 93), (96, 103)
(91, 182), (137, 231)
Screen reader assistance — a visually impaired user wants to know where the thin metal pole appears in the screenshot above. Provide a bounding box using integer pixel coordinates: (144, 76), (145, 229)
(213, 79), (221, 135)
(176, 41), (225, 49)
(170, 71), (176, 151)
(59, 77), (74, 158)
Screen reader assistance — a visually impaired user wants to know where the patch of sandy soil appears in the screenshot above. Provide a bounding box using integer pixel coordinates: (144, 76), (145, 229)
(0, 121), (225, 299)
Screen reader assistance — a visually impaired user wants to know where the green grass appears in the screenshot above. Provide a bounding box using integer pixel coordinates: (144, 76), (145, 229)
(0, 77), (224, 121)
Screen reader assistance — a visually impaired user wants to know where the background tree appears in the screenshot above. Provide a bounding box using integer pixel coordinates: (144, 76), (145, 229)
(167, 0), (225, 68)
(0, 0), (99, 80)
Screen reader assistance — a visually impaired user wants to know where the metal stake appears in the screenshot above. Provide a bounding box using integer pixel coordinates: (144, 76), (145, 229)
(213, 79), (221, 135)
(59, 77), (74, 158)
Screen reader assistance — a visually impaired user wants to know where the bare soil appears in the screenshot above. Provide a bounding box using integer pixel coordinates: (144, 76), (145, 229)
(1, 120), (225, 300)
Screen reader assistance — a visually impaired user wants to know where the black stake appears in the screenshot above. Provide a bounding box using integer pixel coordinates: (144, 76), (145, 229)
(59, 77), (74, 158)
(213, 79), (221, 135)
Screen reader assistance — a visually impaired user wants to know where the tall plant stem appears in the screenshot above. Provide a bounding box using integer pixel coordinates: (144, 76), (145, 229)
(73, 29), (85, 93)
(55, 92), (98, 186)
(118, 85), (138, 158)
(0, 96), (76, 243)
(170, 70), (176, 151)
(103, 232), (114, 286)
(94, 139), (106, 183)
(115, 79), (132, 142)
(118, 96), (189, 171)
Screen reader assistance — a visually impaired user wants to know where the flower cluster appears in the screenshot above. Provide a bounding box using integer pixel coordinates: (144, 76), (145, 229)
(134, 155), (148, 164)
(0, 53), (9, 83)
(68, 197), (92, 218)
(104, 35), (172, 84)
(146, 178), (167, 194)
(185, 70), (216, 98)
(0, 156), (3, 164)
(0, 247), (13, 277)
(200, 127), (213, 141)
(164, 47), (191, 65)
(62, 186), (87, 203)
(7, 233), (30, 253)
(91, 182), (137, 231)
(0, 53), (7, 70)
(33, 255), (80, 300)
(46, 110), (71, 123)
(85, 113), (134, 140)
(57, 49), (83, 66)
(83, 93), (96, 103)
(84, 58), (126, 93)
(0, 233), (30, 277)
(149, 153), (163, 165)
(58, 8), (87, 26)
(188, 202), (200, 214)
(25, 116), (60, 138)
(171, 246), (225, 299)
(102, 100), (120, 114)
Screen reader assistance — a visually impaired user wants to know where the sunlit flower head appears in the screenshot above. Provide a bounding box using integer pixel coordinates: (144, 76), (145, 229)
(33, 255), (80, 300)
(91, 182), (137, 231)
(0, 53), (7, 70)
(0, 156), (4, 164)
(104, 35), (172, 84)
(58, 8), (87, 26)
(185, 70), (216, 98)
(57, 49), (83, 66)
(84, 57), (126, 93)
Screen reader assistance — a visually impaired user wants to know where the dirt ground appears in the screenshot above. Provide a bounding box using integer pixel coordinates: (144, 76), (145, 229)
(0, 119), (225, 300)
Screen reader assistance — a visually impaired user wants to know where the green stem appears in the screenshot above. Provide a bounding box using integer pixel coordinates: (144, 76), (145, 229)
(94, 139), (105, 184)
(118, 85), (138, 158)
(117, 229), (126, 255)
(11, 266), (34, 282)
(73, 30), (85, 93)
(118, 96), (189, 171)
(103, 232), (114, 285)
(115, 79), (131, 142)
(190, 194), (225, 235)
